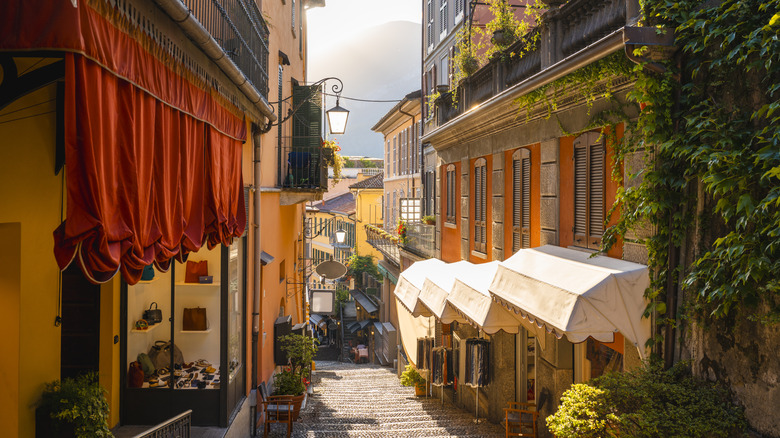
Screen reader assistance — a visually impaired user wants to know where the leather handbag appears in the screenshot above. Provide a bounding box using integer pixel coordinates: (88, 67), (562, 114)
(128, 361), (144, 388)
(185, 260), (208, 283)
(182, 307), (208, 331)
(148, 340), (184, 369)
(143, 302), (162, 325)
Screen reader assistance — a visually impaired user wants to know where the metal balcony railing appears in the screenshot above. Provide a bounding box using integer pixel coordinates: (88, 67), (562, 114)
(436, 0), (630, 126)
(185, 0), (270, 97)
(365, 224), (400, 266)
(278, 136), (327, 189)
(401, 222), (436, 259)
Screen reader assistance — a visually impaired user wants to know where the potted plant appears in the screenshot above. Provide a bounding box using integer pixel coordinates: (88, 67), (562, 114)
(37, 373), (113, 438)
(400, 364), (427, 397)
(396, 220), (408, 245)
(422, 215), (436, 225)
(487, 0), (520, 48)
(322, 139), (344, 183)
(274, 333), (319, 419)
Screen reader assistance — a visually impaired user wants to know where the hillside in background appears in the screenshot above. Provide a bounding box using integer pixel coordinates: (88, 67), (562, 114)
(308, 20), (421, 158)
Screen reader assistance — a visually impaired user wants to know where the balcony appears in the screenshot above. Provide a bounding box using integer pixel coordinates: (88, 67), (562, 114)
(365, 224), (400, 267)
(278, 136), (328, 190)
(401, 222), (436, 259)
(436, 0), (630, 126)
(185, 0), (270, 97)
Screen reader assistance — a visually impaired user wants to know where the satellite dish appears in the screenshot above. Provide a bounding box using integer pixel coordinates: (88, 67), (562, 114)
(315, 260), (348, 280)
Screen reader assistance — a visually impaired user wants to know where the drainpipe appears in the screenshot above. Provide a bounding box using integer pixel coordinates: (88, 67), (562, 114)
(153, 0), (276, 122)
(250, 126), (263, 436)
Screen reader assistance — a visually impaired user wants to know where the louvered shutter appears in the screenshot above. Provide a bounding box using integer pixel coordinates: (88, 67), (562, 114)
(474, 159), (487, 253)
(589, 139), (605, 249)
(573, 132), (604, 249)
(512, 149), (531, 253)
(573, 138), (588, 247)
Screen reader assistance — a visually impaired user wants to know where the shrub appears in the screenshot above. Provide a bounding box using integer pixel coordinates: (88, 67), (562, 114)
(39, 373), (113, 438)
(400, 365), (426, 387)
(547, 361), (746, 438)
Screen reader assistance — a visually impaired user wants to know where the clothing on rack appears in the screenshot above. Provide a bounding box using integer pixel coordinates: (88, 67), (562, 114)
(464, 338), (490, 387)
(416, 337), (435, 371)
(431, 347), (454, 386)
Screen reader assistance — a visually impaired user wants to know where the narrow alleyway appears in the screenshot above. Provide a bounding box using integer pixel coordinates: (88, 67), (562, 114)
(267, 361), (505, 437)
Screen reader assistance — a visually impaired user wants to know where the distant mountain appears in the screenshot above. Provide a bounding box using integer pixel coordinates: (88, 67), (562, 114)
(308, 20), (421, 158)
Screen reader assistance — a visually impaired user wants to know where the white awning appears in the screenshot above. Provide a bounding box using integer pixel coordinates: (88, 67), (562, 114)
(309, 314), (327, 330)
(489, 245), (651, 357)
(417, 261), (471, 324)
(394, 258), (446, 317)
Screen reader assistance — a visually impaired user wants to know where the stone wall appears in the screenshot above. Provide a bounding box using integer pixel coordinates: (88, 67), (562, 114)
(684, 314), (780, 437)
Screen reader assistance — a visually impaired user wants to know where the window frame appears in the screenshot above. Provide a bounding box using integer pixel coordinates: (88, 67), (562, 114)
(445, 164), (456, 223)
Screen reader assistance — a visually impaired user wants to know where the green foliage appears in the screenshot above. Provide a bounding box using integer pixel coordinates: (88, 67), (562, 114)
(335, 284), (351, 310)
(346, 254), (380, 288)
(278, 333), (318, 379)
(422, 215), (436, 224)
(39, 373), (113, 438)
(399, 364), (426, 387)
(547, 362), (747, 438)
(273, 367), (306, 396)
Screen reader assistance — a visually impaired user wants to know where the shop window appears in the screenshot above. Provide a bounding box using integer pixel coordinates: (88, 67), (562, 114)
(573, 132), (605, 250)
(123, 243), (245, 426)
(586, 338), (623, 379)
(512, 149), (531, 253)
(445, 164), (456, 223)
(473, 158), (487, 253)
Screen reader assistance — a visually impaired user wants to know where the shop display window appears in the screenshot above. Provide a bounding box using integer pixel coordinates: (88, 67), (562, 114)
(121, 240), (246, 427)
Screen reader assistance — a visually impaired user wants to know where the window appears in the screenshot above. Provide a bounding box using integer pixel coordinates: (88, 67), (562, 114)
(440, 55), (450, 86)
(439, 0), (448, 40)
(573, 132), (605, 250)
(279, 259), (286, 283)
(512, 149), (531, 253)
(393, 136), (398, 176)
(455, 0), (465, 22)
(427, 0), (435, 50)
(291, 0), (296, 33)
(473, 158), (487, 253)
(446, 164), (456, 223)
(401, 129), (407, 175)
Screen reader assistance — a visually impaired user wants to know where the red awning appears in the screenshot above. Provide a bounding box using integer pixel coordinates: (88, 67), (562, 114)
(54, 54), (247, 285)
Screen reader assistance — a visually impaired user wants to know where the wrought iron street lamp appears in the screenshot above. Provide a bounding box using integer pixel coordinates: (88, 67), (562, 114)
(260, 76), (349, 135)
(335, 228), (347, 245)
(326, 99), (349, 135)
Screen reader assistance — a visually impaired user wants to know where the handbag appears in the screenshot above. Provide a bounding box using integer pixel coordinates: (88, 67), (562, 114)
(143, 302), (162, 325)
(137, 352), (155, 375)
(128, 361), (144, 388)
(182, 307), (208, 331)
(141, 264), (155, 281)
(185, 260), (208, 283)
(148, 340), (184, 369)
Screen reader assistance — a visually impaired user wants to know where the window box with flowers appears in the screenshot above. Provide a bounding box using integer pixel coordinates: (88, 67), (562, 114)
(397, 220), (409, 245)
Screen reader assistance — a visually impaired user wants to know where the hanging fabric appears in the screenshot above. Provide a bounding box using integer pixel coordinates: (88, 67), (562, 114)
(465, 339), (490, 387)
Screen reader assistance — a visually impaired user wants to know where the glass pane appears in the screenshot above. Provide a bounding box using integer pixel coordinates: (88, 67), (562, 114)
(228, 239), (244, 383)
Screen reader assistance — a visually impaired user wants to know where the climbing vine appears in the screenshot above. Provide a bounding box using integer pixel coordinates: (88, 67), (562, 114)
(513, 0), (780, 331)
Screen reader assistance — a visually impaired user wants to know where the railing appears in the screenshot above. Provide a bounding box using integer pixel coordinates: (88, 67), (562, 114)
(131, 410), (191, 438)
(278, 136), (327, 189)
(365, 224), (400, 266)
(185, 0), (270, 97)
(402, 222), (436, 259)
(437, 0), (629, 126)
(362, 168), (383, 176)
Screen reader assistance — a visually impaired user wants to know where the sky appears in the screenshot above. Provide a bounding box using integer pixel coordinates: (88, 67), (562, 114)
(307, 0), (422, 158)
(307, 0), (421, 55)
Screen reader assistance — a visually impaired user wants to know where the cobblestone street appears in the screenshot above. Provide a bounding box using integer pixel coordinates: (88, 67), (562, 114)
(266, 361), (505, 438)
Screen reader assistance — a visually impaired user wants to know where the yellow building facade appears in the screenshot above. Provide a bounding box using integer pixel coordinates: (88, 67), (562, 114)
(350, 172), (385, 260)
(0, 0), (328, 434)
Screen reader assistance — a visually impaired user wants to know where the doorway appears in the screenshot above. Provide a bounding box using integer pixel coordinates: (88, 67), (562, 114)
(60, 264), (101, 379)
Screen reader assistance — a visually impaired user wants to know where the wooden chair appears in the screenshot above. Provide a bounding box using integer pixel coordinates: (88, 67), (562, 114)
(257, 383), (294, 438)
(505, 402), (538, 438)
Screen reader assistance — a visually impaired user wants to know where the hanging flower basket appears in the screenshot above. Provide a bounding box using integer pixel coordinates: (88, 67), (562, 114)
(491, 29), (514, 46)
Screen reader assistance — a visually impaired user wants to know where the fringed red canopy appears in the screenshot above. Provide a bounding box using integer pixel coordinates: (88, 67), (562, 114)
(0, 1), (248, 284)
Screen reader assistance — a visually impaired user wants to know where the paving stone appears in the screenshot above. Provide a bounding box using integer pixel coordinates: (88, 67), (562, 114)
(265, 361), (505, 437)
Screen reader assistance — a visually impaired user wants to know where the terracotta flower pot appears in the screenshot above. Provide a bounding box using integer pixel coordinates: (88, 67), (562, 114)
(414, 383), (426, 397)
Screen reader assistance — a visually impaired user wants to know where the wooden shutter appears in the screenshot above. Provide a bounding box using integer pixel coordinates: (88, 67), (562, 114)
(512, 149), (531, 253)
(589, 139), (605, 248)
(573, 132), (604, 250)
(474, 158), (487, 253)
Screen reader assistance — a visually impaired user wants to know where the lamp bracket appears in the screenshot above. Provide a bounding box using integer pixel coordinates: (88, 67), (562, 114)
(259, 76), (345, 133)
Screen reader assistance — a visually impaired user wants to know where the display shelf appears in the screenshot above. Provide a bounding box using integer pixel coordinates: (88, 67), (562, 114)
(131, 323), (163, 333)
(180, 329), (213, 334)
(175, 282), (221, 287)
(136, 277), (161, 284)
